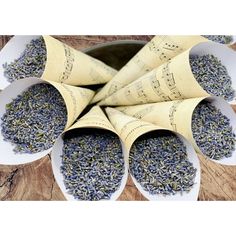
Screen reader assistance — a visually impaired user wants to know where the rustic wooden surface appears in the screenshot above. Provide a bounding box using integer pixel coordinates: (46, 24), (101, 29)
(0, 35), (236, 201)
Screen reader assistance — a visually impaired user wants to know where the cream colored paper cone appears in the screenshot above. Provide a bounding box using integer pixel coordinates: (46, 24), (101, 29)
(116, 96), (236, 165)
(0, 77), (94, 165)
(67, 106), (118, 133)
(105, 107), (160, 151)
(0, 35), (117, 90)
(99, 41), (236, 106)
(105, 107), (200, 201)
(203, 35), (236, 46)
(47, 81), (95, 129)
(51, 106), (128, 201)
(230, 36), (236, 45)
(42, 36), (117, 85)
(92, 35), (207, 103)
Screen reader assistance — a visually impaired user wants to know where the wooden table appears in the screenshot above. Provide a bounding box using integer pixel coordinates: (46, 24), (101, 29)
(0, 35), (236, 201)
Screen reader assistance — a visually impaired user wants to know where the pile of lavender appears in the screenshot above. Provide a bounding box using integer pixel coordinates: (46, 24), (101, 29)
(202, 35), (233, 44)
(129, 131), (197, 196)
(3, 37), (47, 83)
(1, 83), (67, 153)
(61, 129), (125, 201)
(192, 101), (235, 160)
(189, 54), (235, 101)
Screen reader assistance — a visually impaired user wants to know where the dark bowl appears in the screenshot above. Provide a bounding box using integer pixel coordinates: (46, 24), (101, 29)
(78, 40), (147, 116)
(83, 40), (147, 70)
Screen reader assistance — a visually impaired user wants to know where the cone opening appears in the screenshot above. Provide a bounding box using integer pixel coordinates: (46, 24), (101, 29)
(189, 42), (236, 103)
(41, 35), (48, 70)
(191, 97), (236, 165)
(52, 127), (128, 201)
(231, 35), (236, 45)
(202, 35), (234, 44)
(0, 78), (67, 165)
(129, 129), (200, 200)
(0, 36), (47, 90)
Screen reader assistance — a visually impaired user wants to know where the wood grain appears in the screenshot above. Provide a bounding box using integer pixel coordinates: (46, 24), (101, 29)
(0, 35), (236, 201)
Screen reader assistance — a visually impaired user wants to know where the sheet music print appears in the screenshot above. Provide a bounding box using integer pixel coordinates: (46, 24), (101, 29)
(120, 120), (152, 142)
(89, 68), (104, 83)
(90, 57), (116, 76)
(117, 107), (128, 113)
(108, 92), (119, 105)
(108, 81), (123, 96)
(133, 105), (154, 119)
(60, 44), (75, 83)
(132, 54), (153, 73)
(110, 113), (119, 129)
(150, 71), (171, 101)
(124, 86), (137, 104)
(79, 88), (93, 100)
(148, 36), (184, 61)
(169, 100), (183, 131)
(61, 84), (78, 121)
(79, 116), (114, 130)
(162, 62), (184, 100)
(135, 81), (149, 104)
(89, 58), (115, 83)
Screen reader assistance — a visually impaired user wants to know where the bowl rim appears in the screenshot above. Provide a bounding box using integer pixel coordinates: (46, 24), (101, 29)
(82, 39), (147, 53)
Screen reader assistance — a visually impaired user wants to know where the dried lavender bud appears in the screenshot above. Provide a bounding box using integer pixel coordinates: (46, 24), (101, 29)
(1, 83), (67, 154)
(192, 101), (236, 160)
(189, 54), (235, 101)
(129, 131), (197, 196)
(3, 37), (47, 83)
(61, 129), (125, 201)
(202, 35), (233, 44)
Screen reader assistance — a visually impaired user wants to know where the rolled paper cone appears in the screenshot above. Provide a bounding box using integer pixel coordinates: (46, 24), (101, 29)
(230, 36), (236, 45)
(106, 107), (161, 151)
(105, 107), (200, 201)
(228, 36), (236, 51)
(99, 41), (236, 106)
(0, 35), (117, 90)
(203, 35), (236, 46)
(0, 77), (94, 165)
(116, 96), (236, 165)
(92, 35), (207, 103)
(51, 106), (128, 201)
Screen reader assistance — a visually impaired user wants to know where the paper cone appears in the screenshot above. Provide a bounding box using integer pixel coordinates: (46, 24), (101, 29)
(0, 35), (117, 90)
(99, 41), (236, 106)
(228, 36), (236, 48)
(51, 106), (128, 201)
(105, 107), (162, 151)
(203, 35), (236, 46)
(230, 36), (236, 45)
(105, 108), (200, 201)
(116, 96), (236, 165)
(0, 77), (94, 165)
(92, 35), (207, 103)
